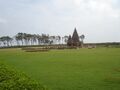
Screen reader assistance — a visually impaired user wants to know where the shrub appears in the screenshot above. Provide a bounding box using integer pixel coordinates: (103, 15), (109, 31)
(0, 62), (46, 90)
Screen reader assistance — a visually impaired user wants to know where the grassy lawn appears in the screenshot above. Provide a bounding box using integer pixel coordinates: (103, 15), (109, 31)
(0, 48), (120, 90)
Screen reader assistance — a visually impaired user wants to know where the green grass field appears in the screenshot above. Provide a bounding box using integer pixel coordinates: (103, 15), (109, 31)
(0, 48), (120, 90)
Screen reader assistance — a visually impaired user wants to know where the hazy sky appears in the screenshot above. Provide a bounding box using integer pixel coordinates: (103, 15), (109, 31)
(0, 0), (120, 43)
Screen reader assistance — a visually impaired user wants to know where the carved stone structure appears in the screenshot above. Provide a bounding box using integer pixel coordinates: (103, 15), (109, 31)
(67, 28), (80, 46)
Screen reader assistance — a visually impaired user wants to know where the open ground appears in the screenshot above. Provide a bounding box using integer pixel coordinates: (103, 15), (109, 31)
(0, 48), (120, 90)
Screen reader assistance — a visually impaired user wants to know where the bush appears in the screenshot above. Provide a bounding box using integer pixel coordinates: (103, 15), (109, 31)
(0, 62), (46, 90)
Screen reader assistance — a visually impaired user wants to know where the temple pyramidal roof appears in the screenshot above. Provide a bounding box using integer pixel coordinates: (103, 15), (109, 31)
(67, 28), (80, 46)
(72, 28), (80, 43)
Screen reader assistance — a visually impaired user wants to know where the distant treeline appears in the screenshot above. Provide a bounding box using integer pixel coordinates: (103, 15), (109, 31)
(0, 32), (85, 48)
(0, 32), (120, 48)
(0, 32), (69, 47)
(85, 42), (120, 48)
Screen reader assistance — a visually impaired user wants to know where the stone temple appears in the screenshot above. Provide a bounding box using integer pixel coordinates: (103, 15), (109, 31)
(67, 28), (81, 46)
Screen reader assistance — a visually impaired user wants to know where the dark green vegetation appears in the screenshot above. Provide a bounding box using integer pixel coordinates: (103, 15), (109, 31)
(0, 48), (120, 90)
(0, 62), (46, 90)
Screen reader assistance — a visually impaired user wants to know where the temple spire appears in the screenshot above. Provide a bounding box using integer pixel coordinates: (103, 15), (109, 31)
(67, 27), (80, 46)
(72, 28), (80, 46)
